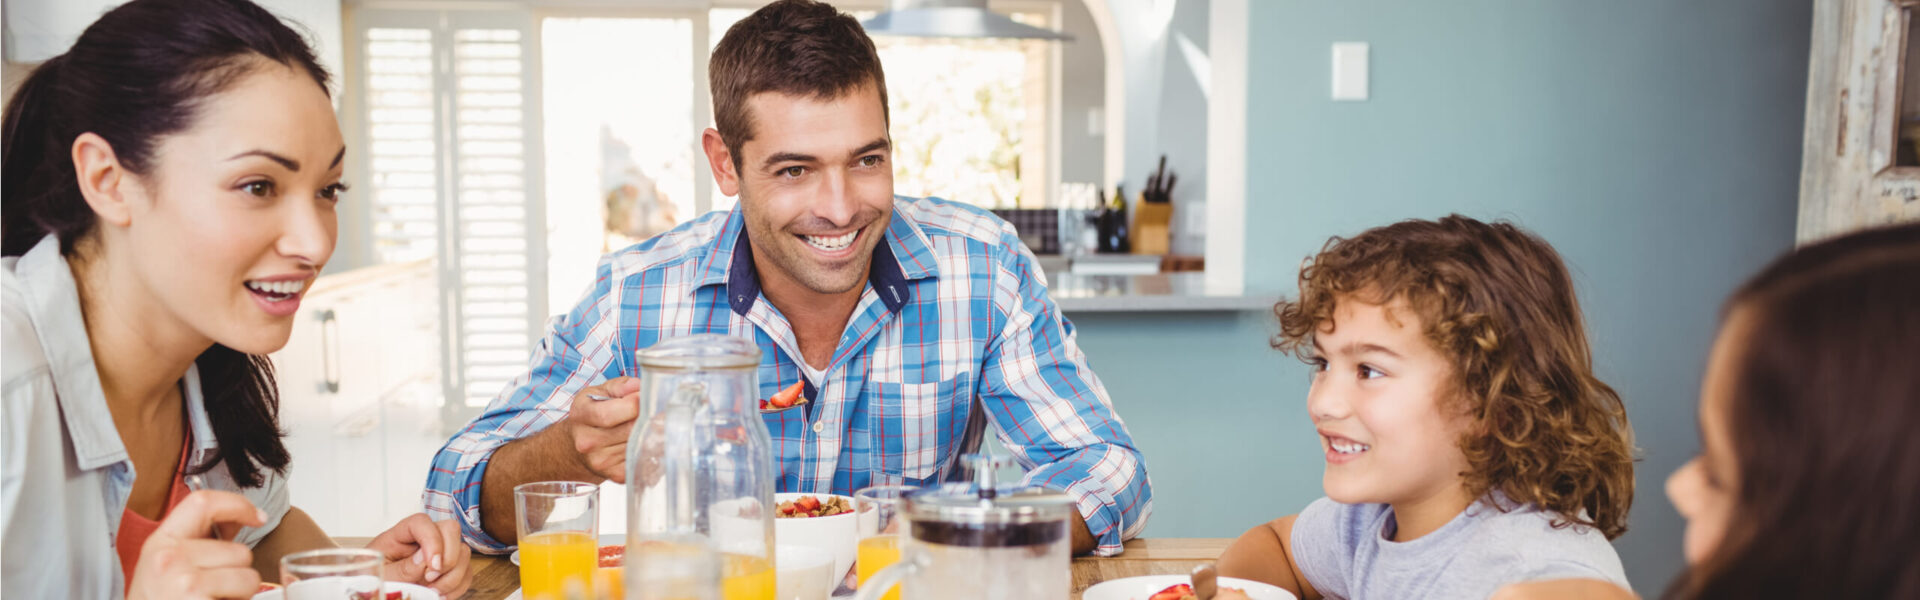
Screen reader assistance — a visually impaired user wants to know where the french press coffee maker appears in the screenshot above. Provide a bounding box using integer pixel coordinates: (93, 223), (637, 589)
(852, 455), (1076, 600)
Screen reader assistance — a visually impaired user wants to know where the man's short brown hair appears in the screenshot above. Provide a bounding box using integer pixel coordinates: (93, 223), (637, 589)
(709, 0), (888, 167)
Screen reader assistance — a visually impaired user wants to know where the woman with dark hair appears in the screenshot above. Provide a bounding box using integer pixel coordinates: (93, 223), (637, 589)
(0, 0), (470, 597)
(1494, 221), (1920, 599)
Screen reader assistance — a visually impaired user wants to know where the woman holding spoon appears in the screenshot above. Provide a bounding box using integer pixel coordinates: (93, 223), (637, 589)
(0, 0), (469, 597)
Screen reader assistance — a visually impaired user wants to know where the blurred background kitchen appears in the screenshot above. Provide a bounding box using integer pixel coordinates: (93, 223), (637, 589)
(9, 0), (1913, 593)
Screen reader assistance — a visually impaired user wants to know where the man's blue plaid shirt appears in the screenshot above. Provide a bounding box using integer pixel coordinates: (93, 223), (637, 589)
(424, 197), (1151, 555)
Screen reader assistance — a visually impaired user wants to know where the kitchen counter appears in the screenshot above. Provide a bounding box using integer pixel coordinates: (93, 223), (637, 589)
(1046, 272), (1279, 313)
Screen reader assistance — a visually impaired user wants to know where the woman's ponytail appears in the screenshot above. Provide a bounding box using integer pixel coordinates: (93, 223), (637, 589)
(2, 55), (89, 257)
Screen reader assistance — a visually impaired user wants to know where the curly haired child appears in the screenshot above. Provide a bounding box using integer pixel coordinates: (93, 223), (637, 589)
(1217, 215), (1636, 599)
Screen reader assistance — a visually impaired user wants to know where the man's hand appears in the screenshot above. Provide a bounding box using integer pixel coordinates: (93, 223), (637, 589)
(564, 377), (643, 483)
(127, 491), (265, 600)
(1490, 579), (1637, 600)
(481, 377), (643, 543)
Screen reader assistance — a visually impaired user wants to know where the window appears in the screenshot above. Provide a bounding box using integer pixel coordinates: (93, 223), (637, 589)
(540, 16), (700, 312)
(354, 10), (543, 417)
(709, 5), (1057, 209)
(875, 16), (1054, 208)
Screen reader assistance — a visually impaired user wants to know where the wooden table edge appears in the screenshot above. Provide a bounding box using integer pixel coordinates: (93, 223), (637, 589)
(332, 536), (1232, 600)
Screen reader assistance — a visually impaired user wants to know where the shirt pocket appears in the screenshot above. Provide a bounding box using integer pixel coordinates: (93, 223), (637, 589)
(868, 375), (973, 485)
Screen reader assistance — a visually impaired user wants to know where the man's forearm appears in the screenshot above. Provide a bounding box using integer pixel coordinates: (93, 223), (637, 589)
(478, 424), (600, 545)
(1071, 514), (1095, 555)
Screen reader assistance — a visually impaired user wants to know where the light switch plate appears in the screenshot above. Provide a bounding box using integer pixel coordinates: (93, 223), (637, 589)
(1332, 42), (1369, 101)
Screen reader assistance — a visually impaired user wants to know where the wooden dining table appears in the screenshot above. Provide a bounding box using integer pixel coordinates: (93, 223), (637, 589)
(341, 537), (1232, 600)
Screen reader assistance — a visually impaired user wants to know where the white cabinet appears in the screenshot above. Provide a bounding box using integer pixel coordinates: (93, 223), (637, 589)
(271, 261), (445, 536)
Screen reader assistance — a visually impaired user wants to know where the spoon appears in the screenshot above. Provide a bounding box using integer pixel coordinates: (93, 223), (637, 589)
(1191, 563), (1218, 600)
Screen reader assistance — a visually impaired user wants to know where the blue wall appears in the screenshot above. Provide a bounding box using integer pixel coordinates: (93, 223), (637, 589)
(1071, 0), (1811, 593)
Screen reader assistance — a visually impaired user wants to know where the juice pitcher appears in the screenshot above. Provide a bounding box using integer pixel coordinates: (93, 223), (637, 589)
(626, 335), (777, 600)
(852, 455), (1076, 600)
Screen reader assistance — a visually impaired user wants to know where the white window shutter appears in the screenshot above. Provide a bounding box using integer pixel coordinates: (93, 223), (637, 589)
(355, 10), (544, 422)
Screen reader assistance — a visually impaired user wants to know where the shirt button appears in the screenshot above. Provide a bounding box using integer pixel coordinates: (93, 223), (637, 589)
(812, 421), (825, 434)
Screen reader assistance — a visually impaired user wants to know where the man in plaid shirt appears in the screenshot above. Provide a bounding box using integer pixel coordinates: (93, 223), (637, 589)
(424, 0), (1151, 557)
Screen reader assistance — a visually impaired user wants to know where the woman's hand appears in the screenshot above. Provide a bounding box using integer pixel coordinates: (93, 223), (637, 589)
(126, 490), (266, 600)
(367, 513), (471, 598)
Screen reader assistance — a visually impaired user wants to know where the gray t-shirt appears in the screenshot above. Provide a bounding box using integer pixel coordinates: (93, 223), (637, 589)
(1290, 495), (1628, 600)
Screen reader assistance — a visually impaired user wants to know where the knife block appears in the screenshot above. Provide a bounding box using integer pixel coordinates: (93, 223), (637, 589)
(1132, 199), (1172, 255)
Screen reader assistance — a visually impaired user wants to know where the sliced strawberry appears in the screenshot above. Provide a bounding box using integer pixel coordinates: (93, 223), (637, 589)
(768, 382), (804, 408)
(794, 495), (821, 512)
(1147, 583), (1194, 600)
(385, 591), (405, 600)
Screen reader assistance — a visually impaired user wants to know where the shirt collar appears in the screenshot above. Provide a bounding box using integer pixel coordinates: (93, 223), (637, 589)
(692, 198), (943, 315)
(181, 362), (220, 464)
(14, 235), (220, 471)
(15, 236), (125, 470)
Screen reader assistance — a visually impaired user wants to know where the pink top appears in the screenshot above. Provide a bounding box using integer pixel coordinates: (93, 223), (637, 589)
(114, 433), (193, 586)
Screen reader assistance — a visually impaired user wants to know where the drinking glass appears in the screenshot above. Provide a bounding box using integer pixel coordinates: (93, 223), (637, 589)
(280, 548), (382, 600)
(854, 485), (914, 600)
(517, 481), (600, 600)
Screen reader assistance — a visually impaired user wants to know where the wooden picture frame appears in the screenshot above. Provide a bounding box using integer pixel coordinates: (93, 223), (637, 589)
(1799, 0), (1920, 241)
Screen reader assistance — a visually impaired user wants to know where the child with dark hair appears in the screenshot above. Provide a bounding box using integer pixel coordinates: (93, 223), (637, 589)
(1496, 221), (1920, 600)
(1218, 215), (1636, 599)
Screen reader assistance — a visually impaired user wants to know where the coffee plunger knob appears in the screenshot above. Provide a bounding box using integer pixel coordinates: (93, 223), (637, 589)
(961, 453), (1017, 500)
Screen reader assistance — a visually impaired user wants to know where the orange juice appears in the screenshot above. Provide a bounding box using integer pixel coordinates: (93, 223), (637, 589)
(855, 535), (902, 600)
(592, 566), (624, 600)
(520, 531), (597, 600)
(720, 553), (775, 600)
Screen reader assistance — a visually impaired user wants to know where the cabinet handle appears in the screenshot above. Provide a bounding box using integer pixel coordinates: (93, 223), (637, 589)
(319, 309), (340, 394)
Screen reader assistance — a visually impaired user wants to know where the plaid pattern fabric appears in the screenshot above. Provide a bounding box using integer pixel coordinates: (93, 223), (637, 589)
(423, 196), (1152, 556)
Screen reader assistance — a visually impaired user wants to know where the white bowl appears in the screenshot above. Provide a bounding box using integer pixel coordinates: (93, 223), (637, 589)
(1079, 575), (1296, 600)
(771, 492), (858, 590)
(252, 581), (441, 600)
(775, 544), (834, 600)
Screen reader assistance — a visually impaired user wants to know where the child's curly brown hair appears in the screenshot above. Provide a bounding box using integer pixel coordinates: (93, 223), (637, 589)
(1273, 215), (1635, 539)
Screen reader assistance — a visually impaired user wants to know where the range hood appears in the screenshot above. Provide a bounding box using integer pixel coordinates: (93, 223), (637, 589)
(862, 0), (1073, 41)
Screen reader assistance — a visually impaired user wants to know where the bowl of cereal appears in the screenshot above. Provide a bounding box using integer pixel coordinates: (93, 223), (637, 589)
(772, 492), (858, 592)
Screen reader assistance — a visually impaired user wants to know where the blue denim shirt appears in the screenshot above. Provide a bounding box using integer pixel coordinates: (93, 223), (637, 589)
(2, 235), (290, 599)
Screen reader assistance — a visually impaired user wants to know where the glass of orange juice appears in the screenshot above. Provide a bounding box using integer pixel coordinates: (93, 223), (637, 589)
(854, 485), (915, 600)
(516, 481), (599, 600)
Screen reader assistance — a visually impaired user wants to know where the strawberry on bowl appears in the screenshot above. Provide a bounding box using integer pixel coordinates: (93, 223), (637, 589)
(771, 493), (857, 589)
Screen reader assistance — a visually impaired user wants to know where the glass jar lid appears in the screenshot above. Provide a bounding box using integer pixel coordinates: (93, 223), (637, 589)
(900, 455), (1076, 547)
(637, 334), (761, 369)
